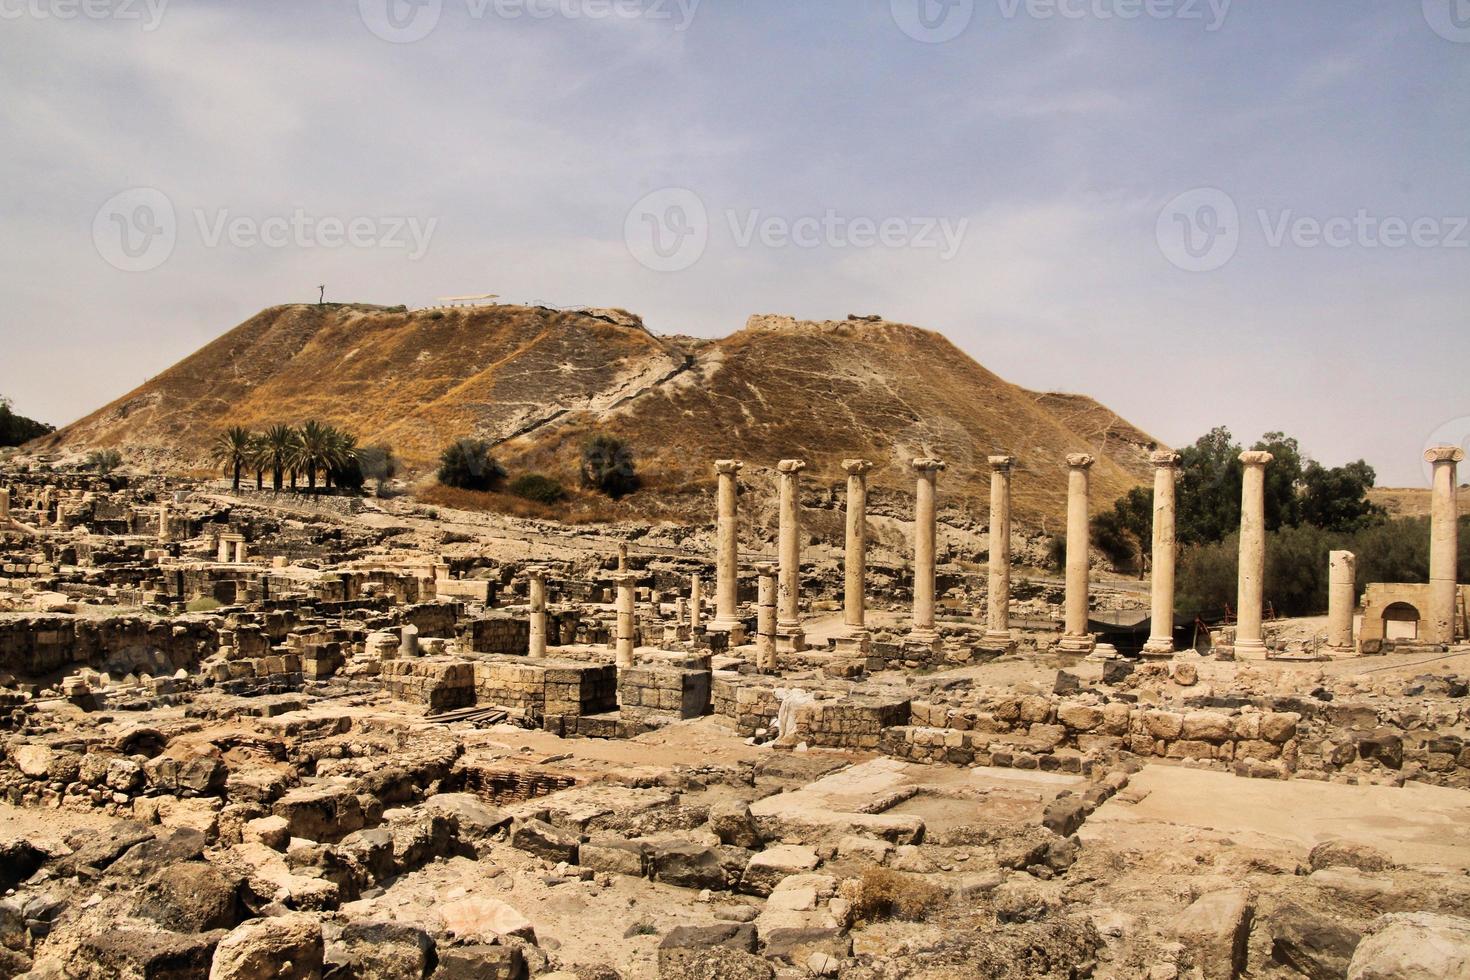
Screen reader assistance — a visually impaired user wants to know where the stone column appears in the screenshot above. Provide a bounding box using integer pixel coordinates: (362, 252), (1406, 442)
(690, 574), (703, 631)
(157, 502), (170, 542)
(614, 572), (637, 668)
(776, 459), (807, 651)
(1058, 454), (1097, 654)
(755, 562), (778, 673)
(528, 568), (548, 658)
(1325, 550), (1357, 654)
(217, 535), (232, 564)
(1142, 451), (1181, 657)
(400, 624), (420, 658)
(983, 456), (1015, 649)
(1235, 450), (1274, 659)
(908, 458), (946, 645)
(712, 460), (744, 636)
(617, 543), (628, 573)
(1426, 445), (1464, 646)
(0, 487), (10, 520)
(842, 459), (872, 634)
(234, 539), (247, 564)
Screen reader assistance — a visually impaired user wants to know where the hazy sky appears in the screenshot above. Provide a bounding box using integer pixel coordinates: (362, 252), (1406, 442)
(1, 0), (1467, 486)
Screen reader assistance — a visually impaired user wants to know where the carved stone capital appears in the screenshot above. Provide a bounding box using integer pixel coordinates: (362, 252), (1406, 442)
(1238, 451), (1274, 467)
(988, 455), (1015, 471)
(777, 459), (807, 474)
(841, 459), (874, 476)
(911, 458), (946, 473)
(714, 459), (744, 476)
(1065, 453), (1095, 469)
(1424, 445), (1466, 464)
(755, 562), (778, 576)
(1150, 451), (1182, 468)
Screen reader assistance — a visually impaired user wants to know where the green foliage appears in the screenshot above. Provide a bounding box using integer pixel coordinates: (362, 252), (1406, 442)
(0, 396), (54, 448)
(86, 448), (122, 475)
(210, 426), (254, 490)
(259, 424), (300, 492)
(1046, 534), (1066, 572)
(438, 439), (505, 492)
(1175, 427), (1244, 546)
(1093, 485), (1153, 575)
(357, 444), (398, 495)
(1301, 459), (1386, 531)
(510, 473), (566, 504)
(580, 434), (638, 499)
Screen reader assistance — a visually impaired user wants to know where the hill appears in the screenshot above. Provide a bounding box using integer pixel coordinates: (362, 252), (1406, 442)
(36, 305), (1161, 525)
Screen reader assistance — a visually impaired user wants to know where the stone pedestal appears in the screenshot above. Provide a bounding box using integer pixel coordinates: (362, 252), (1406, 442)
(614, 573), (637, 669)
(755, 562), (778, 673)
(836, 459), (873, 654)
(400, 624), (420, 659)
(1057, 454), (1097, 654)
(711, 460), (746, 643)
(1234, 450), (1274, 659)
(776, 459), (807, 652)
(1425, 446), (1464, 646)
(981, 456), (1016, 654)
(1141, 451), (1181, 657)
(1325, 550), (1356, 655)
(528, 568), (548, 658)
(907, 458), (945, 649)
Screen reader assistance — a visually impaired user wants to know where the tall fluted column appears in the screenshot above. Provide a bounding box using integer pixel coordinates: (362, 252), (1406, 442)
(908, 458), (946, 644)
(842, 460), (872, 634)
(1142, 451), (1181, 657)
(528, 568), (548, 658)
(712, 460), (744, 635)
(776, 459), (807, 650)
(983, 456), (1015, 649)
(1058, 454), (1097, 654)
(755, 562), (778, 673)
(1325, 550), (1356, 654)
(1235, 450), (1274, 659)
(614, 572), (637, 668)
(690, 574), (703, 631)
(1425, 446), (1464, 646)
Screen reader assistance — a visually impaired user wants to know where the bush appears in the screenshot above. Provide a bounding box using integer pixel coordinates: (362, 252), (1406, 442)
(840, 869), (946, 923)
(509, 473), (566, 504)
(580, 435), (638, 499)
(437, 439), (505, 492)
(0, 397), (53, 448)
(86, 448), (123, 475)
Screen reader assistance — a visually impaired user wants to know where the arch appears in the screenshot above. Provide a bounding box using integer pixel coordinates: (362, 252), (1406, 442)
(1382, 601), (1421, 640)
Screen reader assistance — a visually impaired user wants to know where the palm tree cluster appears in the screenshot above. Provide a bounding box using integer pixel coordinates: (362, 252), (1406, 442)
(210, 421), (364, 493)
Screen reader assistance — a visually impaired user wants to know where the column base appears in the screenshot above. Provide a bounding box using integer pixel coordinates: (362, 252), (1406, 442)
(904, 629), (943, 653)
(1139, 637), (1176, 658)
(776, 626), (807, 653)
(1086, 642), (1121, 662)
(1233, 638), (1268, 660)
(1055, 633), (1096, 655)
(708, 619), (747, 646)
(833, 630), (871, 655)
(976, 631), (1017, 656)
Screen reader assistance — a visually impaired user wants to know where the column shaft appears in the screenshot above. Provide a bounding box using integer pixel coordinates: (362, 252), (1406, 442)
(528, 571), (547, 658)
(1235, 451), (1273, 657)
(842, 460), (872, 631)
(985, 457), (1014, 643)
(1143, 452), (1180, 656)
(1426, 447), (1464, 645)
(756, 563), (777, 673)
(776, 460), (806, 634)
(1060, 454), (1096, 652)
(1325, 550), (1356, 652)
(909, 459), (945, 639)
(713, 461), (743, 627)
(615, 574), (636, 668)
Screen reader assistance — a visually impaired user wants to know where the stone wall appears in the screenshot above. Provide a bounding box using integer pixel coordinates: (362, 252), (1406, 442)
(460, 613), (530, 655)
(0, 615), (215, 679)
(381, 657), (476, 713)
(617, 666), (711, 724)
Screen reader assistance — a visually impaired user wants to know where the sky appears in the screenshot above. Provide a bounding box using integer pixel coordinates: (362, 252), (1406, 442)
(1, 0), (1467, 487)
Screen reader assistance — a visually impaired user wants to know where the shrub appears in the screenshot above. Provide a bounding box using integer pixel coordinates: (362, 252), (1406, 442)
(510, 473), (566, 504)
(580, 435), (638, 499)
(841, 870), (946, 923)
(86, 448), (123, 475)
(437, 439), (505, 492)
(1046, 534), (1066, 573)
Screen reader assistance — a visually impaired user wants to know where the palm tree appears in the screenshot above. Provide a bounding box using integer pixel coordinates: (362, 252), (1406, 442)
(259, 424), (298, 492)
(209, 427), (254, 492)
(248, 432), (268, 490)
(292, 420), (335, 492)
(323, 427), (359, 490)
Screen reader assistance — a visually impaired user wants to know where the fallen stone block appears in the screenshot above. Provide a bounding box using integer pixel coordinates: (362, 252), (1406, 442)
(209, 912), (324, 980)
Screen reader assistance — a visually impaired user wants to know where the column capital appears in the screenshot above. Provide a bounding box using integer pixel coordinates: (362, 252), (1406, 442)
(525, 566), (547, 582)
(988, 455), (1015, 471)
(1239, 450), (1274, 467)
(1149, 450), (1182, 468)
(911, 458), (946, 473)
(777, 459), (807, 474)
(714, 459), (744, 476)
(1065, 453), (1095, 469)
(841, 459), (873, 475)
(755, 561), (777, 575)
(1424, 445), (1466, 464)
(612, 572), (640, 586)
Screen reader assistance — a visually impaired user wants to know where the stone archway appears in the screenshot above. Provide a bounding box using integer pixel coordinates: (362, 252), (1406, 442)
(1382, 602), (1421, 641)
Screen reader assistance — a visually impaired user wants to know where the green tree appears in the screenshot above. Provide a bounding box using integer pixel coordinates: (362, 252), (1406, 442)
(1252, 432), (1304, 531)
(0, 396), (54, 447)
(580, 434), (638, 498)
(86, 448), (122, 475)
(1175, 427), (1244, 546)
(357, 444), (398, 496)
(510, 473), (566, 504)
(209, 426), (254, 491)
(1094, 485), (1153, 576)
(259, 424), (299, 492)
(290, 420), (343, 492)
(438, 439), (505, 492)
(1301, 459), (1385, 531)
